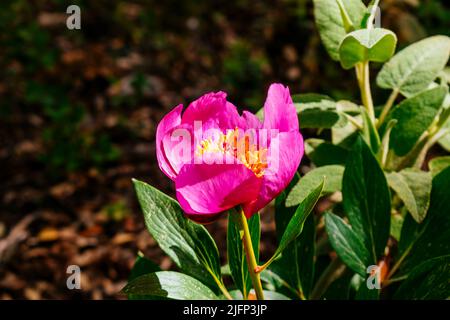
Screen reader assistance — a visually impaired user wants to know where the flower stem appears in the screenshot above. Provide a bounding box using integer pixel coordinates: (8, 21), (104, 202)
(237, 208), (265, 300)
(356, 62), (376, 124)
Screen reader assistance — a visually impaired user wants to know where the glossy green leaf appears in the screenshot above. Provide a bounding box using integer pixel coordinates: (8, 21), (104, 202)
(132, 179), (222, 291)
(292, 93), (333, 104)
(127, 254), (162, 300)
(342, 137), (391, 261)
(325, 212), (371, 277)
(227, 212), (260, 299)
(321, 269), (354, 300)
(429, 156), (450, 177)
(339, 28), (397, 69)
(286, 165), (344, 207)
(299, 109), (346, 129)
(377, 35), (450, 97)
(273, 173), (315, 299)
(313, 0), (367, 61)
(395, 255), (450, 300)
(386, 169), (432, 223)
(355, 281), (380, 300)
(388, 86), (447, 156)
(305, 138), (349, 166)
(229, 290), (291, 300)
(267, 180), (324, 268)
(397, 167), (450, 275)
(129, 254), (161, 282)
(123, 271), (218, 300)
(274, 214), (316, 299)
(294, 95), (346, 129)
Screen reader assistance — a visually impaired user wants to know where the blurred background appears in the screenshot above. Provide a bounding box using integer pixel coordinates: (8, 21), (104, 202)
(0, 0), (448, 299)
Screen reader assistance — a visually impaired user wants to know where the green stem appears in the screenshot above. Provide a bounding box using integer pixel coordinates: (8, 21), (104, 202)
(377, 89), (399, 129)
(237, 208), (265, 300)
(385, 244), (412, 281)
(210, 272), (233, 300)
(356, 62), (376, 124)
(383, 275), (408, 288)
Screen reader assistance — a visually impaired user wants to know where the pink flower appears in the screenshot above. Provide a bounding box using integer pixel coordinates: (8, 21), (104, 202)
(156, 83), (304, 223)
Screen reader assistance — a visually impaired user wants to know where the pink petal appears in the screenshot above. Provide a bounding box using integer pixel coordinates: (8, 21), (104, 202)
(161, 123), (195, 178)
(156, 104), (183, 180)
(242, 130), (304, 217)
(242, 110), (263, 129)
(175, 153), (262, 216)
(181, 92), (242, 131)
(263, 83), (299, 132)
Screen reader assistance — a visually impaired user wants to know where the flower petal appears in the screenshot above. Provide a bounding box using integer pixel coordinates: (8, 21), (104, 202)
(161, 123), (195, 178)
(242, 110), (263, 129)
(181, 92), (242, 130)
(242, 130), (304, 217)
(263, 83), (299, 132)
(175, 153), (262, 216)
(156, 104), (183, 180)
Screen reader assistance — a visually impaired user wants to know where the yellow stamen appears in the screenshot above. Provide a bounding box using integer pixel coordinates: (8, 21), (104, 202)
(196, 128), (268, 177)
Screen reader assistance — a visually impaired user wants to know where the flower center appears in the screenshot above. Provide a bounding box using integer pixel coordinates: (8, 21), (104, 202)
(196, 128), (268, 177)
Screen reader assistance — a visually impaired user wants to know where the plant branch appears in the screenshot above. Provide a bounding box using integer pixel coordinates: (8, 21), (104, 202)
(356, 62), (376, 124)
(237, 208), (265, 300)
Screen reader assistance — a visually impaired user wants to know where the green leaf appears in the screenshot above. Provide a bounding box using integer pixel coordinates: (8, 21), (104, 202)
(313, 0), (367, 61)
(342, 137), (391, 262)
(262, 291), (291, 300)
(292, 93), (333, 104)
(386, 169), (432, 223)
(132, 179), (222, 291)
(332, 116), (360, 147)
(299, 109), (346, 129)
(122, 271), (219, 300)
(267, 180), (324, 268)
(305, 138), (349, 166)
(321, 269), (354, 300)
(274, 214), (316, 299)
(398, 167), (450, 275)
(438, 133), (450, 151)
(294, 95), (346, 129)
(227, 213), (260, 299)
(388, 86), (447, 156)
(429, 156), (450, 177)
(229, 290), (291, 300)
(377, 35), (450, 97)
(336, 100), (361, 114)
(390, 213), (404, 241)
(129, 254), (161, 282)
(286, 165), (344, 207)
(273, 173), (315, 299)
(339, 28), (397, 69)
(325, 212), (371, 277)
(127, 254), (162, 300)
(438, 118), (450, 151)
(395, 255), (450, 300)
(355, 281), (380, 300)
